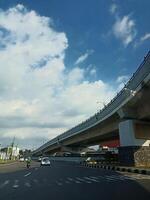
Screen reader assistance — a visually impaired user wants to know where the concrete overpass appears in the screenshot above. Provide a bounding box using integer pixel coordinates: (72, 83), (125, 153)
(33, 51), (150, 166)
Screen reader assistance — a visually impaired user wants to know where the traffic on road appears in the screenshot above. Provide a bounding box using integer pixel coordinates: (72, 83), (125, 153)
(0, 160), (150, 200)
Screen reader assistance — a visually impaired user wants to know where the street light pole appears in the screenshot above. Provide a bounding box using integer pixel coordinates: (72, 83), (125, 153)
(10, 137), (15, 160)
(0, 144), (1, 160)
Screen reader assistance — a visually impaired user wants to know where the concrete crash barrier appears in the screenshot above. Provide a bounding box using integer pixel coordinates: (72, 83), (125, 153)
(81, 162), (150, 175)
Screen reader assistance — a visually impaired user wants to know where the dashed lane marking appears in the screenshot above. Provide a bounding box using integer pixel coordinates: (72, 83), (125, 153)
(74, 180), (81, 184)
(76, 177), (92, 184)
(24, 172), (31, 177)
(0, 173), (149, 190)
(0, 180), (10, 189)
(67, 177), (73, 181)
(55, 181), (63, 186)
(65, 181), (71, 184)
(24, 182), (31, 187)
(90, 176), (102, 180)
(13, 180), (19, 188)
(84, 177), (100, 183)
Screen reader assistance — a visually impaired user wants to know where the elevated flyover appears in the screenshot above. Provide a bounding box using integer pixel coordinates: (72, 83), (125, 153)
(33, 51), (150, 166)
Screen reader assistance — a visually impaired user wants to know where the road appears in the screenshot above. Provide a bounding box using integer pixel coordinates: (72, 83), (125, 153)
(0, 161), (150, 200)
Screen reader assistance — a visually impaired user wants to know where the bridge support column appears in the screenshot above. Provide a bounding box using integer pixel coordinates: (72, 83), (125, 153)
(118, 120), (150, 167)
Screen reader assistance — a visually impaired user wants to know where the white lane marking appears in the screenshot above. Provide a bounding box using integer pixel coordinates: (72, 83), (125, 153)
(13, 180), (19, 188)
(84, 177), (100, 183)
(105, 177), (116, 182)
(108, 175), (132, 181)
(77, 177), (92, 184)
(25, 182), (31, 187)
(55, 181), (62, 186)
(66, 177), (81, 184)
(24, 172), (31, 177)
(0, 180), (10, 189)
(76, 177), (84, 181)
(98, 175), (105, 179)
(75, 180), (81, 184)
(105, 175), (130, 182)
(76, 177), (90, 183)
(67, 177), (73, 181)
(97, 175), (126, 181)
(65, 181), (70, 184)
(90, 176), (99, 179)
(113, 175), (129, 180)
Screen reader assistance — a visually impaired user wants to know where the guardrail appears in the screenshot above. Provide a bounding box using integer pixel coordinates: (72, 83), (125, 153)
(33, 51), (150, 155)
(48, 156), (85, 163)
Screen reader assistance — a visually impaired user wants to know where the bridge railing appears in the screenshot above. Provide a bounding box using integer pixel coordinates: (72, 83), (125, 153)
(59, 51), (150, 140)
(33, 51), (150, 154)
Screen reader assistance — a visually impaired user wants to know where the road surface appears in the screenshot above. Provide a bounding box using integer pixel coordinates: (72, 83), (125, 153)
(0, 161), (150, 200)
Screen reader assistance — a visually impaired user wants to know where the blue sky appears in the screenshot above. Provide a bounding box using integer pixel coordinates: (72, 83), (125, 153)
(0, 0), (149, 149)
(1, 0), (149, 82)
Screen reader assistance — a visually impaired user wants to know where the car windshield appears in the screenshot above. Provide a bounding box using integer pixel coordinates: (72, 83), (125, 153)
(42, 158), (49, 162)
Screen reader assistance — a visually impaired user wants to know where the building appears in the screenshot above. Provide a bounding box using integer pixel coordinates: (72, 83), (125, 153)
(0, 146), (20, 160)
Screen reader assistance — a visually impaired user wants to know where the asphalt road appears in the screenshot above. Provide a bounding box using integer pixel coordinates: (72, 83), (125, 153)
(0, 161), (150, 200)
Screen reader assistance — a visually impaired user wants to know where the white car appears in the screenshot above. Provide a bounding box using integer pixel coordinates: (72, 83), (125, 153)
(41, 157), (50, 166)
(19, 157), (24, 162)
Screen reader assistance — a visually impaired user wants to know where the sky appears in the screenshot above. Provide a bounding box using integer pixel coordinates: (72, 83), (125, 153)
(0, 0), (149, 150)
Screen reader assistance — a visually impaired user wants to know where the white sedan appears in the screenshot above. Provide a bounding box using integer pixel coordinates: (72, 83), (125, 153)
(19, 157), (25, 162)
(40, 157), (51, 166)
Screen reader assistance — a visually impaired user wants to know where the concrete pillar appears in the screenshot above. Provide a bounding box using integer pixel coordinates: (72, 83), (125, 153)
(118, 120), (150, 167)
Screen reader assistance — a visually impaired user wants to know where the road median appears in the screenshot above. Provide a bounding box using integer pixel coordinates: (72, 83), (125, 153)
(81, 162), (150, 175)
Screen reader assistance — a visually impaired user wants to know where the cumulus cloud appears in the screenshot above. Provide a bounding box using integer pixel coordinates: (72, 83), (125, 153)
(116, 75), (129, 83)
(90, 68), (96, 76)
(116, 75), (129, 90)
(134, 33), (150, 48)
(75, 50), (93, 65)
(0, 5), (116, 149)
(109, 4), (118, 14)
(140, 33), (150, 42)
(113, 15), (137, 46)
(86, 65), (97, 77)
(109, 3), (137, 46)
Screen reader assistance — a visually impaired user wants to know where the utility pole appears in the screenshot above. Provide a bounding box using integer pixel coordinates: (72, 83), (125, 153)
(10, 137), (15, 160)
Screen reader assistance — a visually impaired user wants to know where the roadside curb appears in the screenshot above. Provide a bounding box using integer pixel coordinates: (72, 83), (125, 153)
(81, 163), (150, 175)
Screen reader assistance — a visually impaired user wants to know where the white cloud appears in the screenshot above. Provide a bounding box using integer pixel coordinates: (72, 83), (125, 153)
(67, 67), (84, 85)
(110, 4), (118, 14)
(116, 75), (129, 83)
(86, 65), (97, 77)
(90, 68), (96, 76)
(140, 33), (150, 42)
(0, 5), (117, 149)
(134, 33), (150, 48)
(116, 75), (129, 90)
(113, 15), (137, 46)
(75, 50), (93, 65)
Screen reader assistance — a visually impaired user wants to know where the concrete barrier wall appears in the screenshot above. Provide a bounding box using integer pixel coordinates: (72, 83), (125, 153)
(48, 156), (85, 163)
